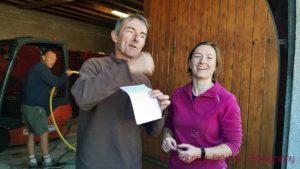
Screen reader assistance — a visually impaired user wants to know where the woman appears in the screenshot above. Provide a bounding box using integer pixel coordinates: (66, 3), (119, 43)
(162, 42), (242, 169)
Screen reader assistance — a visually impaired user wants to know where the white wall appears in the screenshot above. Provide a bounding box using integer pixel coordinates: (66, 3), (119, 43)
(286, 0), (300, 168)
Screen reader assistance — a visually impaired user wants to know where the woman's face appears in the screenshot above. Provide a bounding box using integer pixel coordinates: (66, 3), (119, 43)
(189, 45), (216, 81)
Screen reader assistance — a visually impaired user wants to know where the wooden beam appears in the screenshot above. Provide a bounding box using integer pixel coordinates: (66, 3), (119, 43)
(127, 0), (143, 7)
(2, 0), (115, 27)
(2, 0), (24, 5)
(82, 1), (113, 16)
(21, 0), (74, 9)
(48, 5), (112, 22)
(39, 7), (114, 28)
(105, 0), (143, 14)
(21, 0), (116, 20)
(61, 3), (117, 20)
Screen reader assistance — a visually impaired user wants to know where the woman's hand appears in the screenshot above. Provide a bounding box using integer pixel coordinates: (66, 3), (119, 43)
(162, 136), (177, 152)
(177, 144), (201, 163)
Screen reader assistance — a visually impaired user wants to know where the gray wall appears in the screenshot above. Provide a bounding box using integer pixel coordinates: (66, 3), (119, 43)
(0, 2), (114, 54)
(286, 0), (300, 168)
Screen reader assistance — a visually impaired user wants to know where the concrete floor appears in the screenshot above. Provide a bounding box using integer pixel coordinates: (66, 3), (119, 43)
(0, 121), (166, 169)
(0, 136), (77, 169)
(0, 137), (166, 169)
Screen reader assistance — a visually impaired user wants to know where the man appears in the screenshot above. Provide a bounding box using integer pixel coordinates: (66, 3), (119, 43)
(71, 14), (171, 169)
(22, 50), (72, 168)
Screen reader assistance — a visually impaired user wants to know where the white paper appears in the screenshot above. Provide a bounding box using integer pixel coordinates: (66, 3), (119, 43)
(120, 84), (162, 125)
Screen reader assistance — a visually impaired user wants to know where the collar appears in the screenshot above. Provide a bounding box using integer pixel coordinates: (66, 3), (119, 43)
(183, 81), (220, 98)
(110, 52), (127, 64)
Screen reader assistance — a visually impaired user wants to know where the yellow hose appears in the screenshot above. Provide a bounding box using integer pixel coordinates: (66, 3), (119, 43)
(49, 70), (79, 152)
(69, 71), (80, 75)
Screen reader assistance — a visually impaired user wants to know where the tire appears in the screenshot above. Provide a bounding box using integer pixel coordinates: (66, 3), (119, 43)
(0, 127), (10, 152)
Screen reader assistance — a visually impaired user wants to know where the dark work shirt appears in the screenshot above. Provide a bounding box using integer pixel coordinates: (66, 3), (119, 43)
(22, 62), (67, 108)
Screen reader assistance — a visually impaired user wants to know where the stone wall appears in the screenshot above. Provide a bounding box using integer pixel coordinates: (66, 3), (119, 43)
(0, 2), (114, 54)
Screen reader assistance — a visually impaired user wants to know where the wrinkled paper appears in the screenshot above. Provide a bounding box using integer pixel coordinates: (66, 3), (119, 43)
(120, 84), (162, 125)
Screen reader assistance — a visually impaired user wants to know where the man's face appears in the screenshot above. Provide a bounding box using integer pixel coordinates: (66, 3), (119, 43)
(112, 18), (147, 60)
(42, 51), (57, 68)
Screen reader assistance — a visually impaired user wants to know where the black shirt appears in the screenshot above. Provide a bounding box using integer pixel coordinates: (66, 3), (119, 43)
(22, 62), (67, 108)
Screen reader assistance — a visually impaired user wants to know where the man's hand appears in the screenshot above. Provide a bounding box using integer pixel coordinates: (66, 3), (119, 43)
(128, 52), (155, 75)
(177, 144), (201, 163)
(149, 89), (170, 111)
(65, 69), (72, 76)
(162, 136), (177, 152)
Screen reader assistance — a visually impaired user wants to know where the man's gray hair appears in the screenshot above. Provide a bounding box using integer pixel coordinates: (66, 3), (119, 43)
(114, 14), (149, 35)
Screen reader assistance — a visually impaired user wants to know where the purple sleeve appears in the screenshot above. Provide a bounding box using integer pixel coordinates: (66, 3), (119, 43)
(220, 96), (242, 156)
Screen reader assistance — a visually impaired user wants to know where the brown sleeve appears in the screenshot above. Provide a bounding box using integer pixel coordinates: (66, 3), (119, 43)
(143, 117), (165, 137)
(71, 58), (132, 111)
